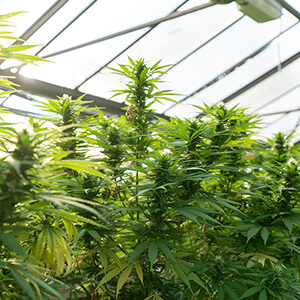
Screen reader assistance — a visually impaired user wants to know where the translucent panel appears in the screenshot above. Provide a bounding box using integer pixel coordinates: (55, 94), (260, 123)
(158, 12), (297, 97)
(0, 109), (27, 125)
(165, 90), (220, 116)
(261, 111), (300, 137)
(278, 22), (300, 60)
(285, 0), (300, 10)
(255, 84), (300, 115)
(0, 0), (55, 47)
(80, 67), (127, 103)
(27, 0), (96, 53)
(150, 92), (183, 115)
(101, 4), (242, 67)
(20, 29), (147, 89)
(183, 22), (300, 111)
(80, 3), (242, 102)
(260, 114), (284, 127)
(4, 94), (45, 116)
(225, 56), (300, 112)
(39, 0), (185, 57)
(164, 101), (201, 118)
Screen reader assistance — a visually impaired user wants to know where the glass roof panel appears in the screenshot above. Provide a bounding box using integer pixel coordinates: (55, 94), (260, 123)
(158, 13), (297, 97)
(180, 22), (299, 111)
(255, 84), (300, 115)
(0, 0), (55, 47)
(38, 0), (186, 57)
(261, 111), (300, 136)
(285, 0), (300, 11)
(0, 0), (299, 136)
(20, 29), (148, 89)
(177, 0), (208, 10)
(163, 101), (201, 118)
(79, 2), (242, 100)
(26, 0), (97, 54)
(3, 94), (45, 116)
(97, 3), (242, 67)
(225, 56), (300, 112)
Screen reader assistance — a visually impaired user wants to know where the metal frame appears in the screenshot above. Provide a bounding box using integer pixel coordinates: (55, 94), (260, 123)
(0, 0), (69, 66)
(274, 0), (300, 20)
(76, 0), (190, 89)
(164, 15), (244, 75)
(221, 51), (300, 104)
(41, 2), (215, 59)
(0, 0), (299, 126)
(163, 21), (298, 115)
(193, 51), (300, 118)
(260, 107), (300, 116)
(253, 83), (300, 113)
(0, 69), (168, 119)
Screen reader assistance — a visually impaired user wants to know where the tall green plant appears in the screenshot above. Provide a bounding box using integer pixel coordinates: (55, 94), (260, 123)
(0, 43), (299, 299)
(35, 58), (297, 299)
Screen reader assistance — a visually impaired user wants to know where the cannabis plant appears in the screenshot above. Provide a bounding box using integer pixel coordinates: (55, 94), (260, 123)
(0, 20), (299, 299)
(22, 58), (297, 300)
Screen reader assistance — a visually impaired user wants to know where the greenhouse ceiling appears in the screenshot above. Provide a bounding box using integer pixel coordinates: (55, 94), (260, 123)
(0, 0), (299, 140)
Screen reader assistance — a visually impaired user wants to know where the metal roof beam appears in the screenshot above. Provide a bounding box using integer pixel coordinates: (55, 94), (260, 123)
(0, 69), (169, 119)
(275, 0), (300, 20)
(163, 21), (298, 115)
(76, 0), (190, 89)
(221, 51), (300, 104)
(260, 107), (300, 116)
(42, 2), (215, 59)
(0, 69), (124, 116)
(0, 0), (69, 66)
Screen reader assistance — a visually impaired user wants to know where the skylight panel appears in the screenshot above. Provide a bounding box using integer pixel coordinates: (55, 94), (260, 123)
(224, 56), (300, 112)
(37, 0), (185, 57)
(99, 3), (242, 68)
(20, 29), (148, 89)
(0, 0), (55, 47)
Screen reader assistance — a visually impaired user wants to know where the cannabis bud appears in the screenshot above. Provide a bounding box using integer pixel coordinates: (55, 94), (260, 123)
(126, 104), (135, 121)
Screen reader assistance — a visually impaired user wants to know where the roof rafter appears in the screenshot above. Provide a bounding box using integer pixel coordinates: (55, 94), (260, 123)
(41, 2), (215, 59)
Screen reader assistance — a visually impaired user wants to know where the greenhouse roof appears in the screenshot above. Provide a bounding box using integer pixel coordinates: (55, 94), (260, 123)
(0, 0), (299, 140)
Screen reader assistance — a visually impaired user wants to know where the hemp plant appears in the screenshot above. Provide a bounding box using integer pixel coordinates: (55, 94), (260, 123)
(0, 51), (299, 299)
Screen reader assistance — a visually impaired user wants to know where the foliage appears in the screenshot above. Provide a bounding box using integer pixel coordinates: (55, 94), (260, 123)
(0, 23), (299, 299)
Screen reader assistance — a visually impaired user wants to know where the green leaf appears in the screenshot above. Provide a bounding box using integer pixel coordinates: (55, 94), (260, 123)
(259, 289), (267, 300)
(38, 194), (104, 220)
(178, 207), (221, 225)
(35, 208), (107, 228)
(87, 229), (102, 242)
(129, 241), (150, 261)
(99, 266), (121, 286)
(22, 270), (64, 300)
(148, 241), (158, 268)
(218, 285), (225, 300)
(189, 272), (206, 290)
(157, 241), (176, 262)
(240, 286), (262, 299)
(106, 249), (122, 270)
(177, 208), (201, 225)
(0, 230), (25, 256)
(9, 266), (36, 300)
(283, 219), (293, 234)
(260, 227), (269, 245)
(224, 285), (239, 300)
(135, 261), (143, 285)
(172, 261), (191, 290)
(247, 226), (262, 243)
(99, 249), (108, 273)
(51, 160), (111, 182)
(116, 264), (133, 296)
